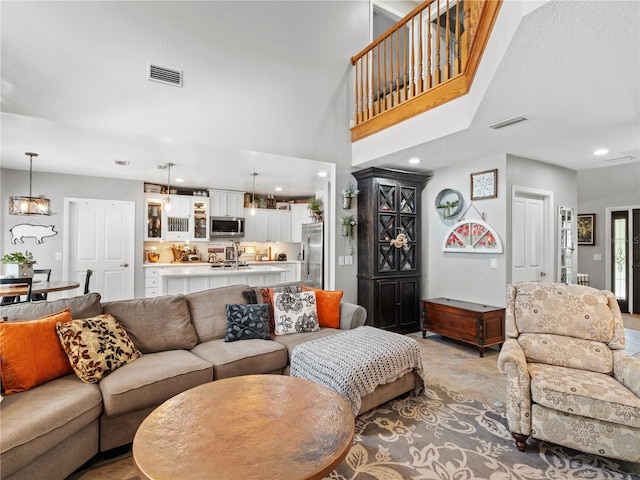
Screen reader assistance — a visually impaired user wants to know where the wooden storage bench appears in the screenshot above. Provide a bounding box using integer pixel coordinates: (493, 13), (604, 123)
(421, 297), (505, 357)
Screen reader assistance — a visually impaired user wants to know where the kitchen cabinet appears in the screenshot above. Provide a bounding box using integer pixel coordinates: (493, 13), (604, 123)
(164, 195), (193, 242)
(145, 194), (164, 241)
(192, 198), (209, 240)
(145, 194), (210, 242)
(244, 209), (292, 242)
(353, 167), (429, 334)
(209, 190), (245, 218)
(290, 203), (312, 242)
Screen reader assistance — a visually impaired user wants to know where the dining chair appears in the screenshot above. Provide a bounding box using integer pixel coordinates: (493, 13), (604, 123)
(1, 277), (33, 304)
(84, 269), (93, 294)
(32, 268), (52, 301)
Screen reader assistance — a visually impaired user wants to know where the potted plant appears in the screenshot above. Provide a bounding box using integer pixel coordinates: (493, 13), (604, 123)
(2, 251), (36, 278)
(341, 183), (360, 209)
(308, 197), (323, 222)
(340, 215), (357, 238)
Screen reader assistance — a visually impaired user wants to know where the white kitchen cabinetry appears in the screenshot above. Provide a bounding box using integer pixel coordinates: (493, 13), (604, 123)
(164, 195), (192, 242)
(145, 194), (164, 241)
(290, 203), (312, 242)
(209, 190), (245, 218)
(280, 262), (301, 282)
(145, 267), (161, 298)
(192, 198), (209, 240)
(244, 209), (292, 242)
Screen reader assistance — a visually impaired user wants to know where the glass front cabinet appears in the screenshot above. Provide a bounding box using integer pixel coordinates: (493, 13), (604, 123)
(353, 167), (430, 334)
(558, 206), (575, 284)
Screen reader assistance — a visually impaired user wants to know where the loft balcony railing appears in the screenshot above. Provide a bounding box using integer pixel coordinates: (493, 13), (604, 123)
(351, 0), (502, 142)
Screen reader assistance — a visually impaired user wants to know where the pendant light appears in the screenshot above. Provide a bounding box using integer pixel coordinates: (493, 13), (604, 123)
(164, 162), (174, 212)
(250, 172), (258, 216)
(9, 152), (52, 215)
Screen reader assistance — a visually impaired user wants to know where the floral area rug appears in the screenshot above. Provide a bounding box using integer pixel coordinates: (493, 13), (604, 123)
(325, 382), (640, 480)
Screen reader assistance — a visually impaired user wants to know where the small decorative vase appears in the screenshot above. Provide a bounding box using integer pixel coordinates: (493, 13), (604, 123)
(342, 196), (352, 209)
(5, 263), (34, 278)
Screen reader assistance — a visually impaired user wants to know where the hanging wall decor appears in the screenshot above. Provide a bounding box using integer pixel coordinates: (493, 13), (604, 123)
(442, 203), (503, 253)
(10, 223), (58, 244)
(470, 169), (498, 200)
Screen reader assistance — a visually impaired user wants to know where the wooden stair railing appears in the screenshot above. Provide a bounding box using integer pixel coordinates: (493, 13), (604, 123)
(351, 0), (502, 142)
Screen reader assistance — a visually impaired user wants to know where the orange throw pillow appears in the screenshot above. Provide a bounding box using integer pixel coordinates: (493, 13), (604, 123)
(301, 285), (343, 328)
(0, 309), (74, 395)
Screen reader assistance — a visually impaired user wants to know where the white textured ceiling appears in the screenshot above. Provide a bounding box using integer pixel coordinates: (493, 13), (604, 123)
(1, 0), (638, 195)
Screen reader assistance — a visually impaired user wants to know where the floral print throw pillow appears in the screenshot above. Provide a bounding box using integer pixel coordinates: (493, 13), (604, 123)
(272, 291), (319, 335)
(56, 314), (141, 383)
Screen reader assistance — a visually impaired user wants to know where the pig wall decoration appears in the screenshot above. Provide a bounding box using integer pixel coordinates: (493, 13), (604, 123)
(10, 224), (57, 244)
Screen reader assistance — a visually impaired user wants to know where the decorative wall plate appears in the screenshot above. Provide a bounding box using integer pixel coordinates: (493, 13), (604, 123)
(442, 219), (503, 253)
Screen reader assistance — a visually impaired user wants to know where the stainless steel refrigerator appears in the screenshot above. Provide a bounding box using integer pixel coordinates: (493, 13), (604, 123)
(301, 223), (323, 288)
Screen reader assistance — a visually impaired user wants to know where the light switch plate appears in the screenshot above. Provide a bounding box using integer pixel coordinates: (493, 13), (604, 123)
(490, 258), (497, 269)
(55, 252), (62, 261)
(345, 255), (353, 265)
(338, 256), (345, 265)
(594, 254), (602, 261)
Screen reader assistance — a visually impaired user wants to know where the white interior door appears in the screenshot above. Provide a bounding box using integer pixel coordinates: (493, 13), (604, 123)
(64, 198), (135, 301)
(512, 189), (551, 284)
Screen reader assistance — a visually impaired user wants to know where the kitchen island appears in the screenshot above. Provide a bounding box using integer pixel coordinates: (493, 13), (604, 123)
(144, 263), (286, 297)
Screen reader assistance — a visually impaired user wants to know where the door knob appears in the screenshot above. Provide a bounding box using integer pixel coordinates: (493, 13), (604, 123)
(120, 263), (129, 267)
(540, 271), (546, 277)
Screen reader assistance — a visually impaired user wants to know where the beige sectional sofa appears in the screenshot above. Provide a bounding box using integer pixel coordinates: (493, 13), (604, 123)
(0, 284), (375, 480)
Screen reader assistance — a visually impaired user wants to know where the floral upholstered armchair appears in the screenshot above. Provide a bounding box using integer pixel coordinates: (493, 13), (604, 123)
(497, 282), (640, 462)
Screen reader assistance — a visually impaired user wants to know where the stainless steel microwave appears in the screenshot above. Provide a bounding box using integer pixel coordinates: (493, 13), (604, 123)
(210, 216), (245, 238)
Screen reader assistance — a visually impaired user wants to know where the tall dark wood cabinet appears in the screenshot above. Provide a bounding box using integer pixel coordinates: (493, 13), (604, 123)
(353, 167), (430, 334)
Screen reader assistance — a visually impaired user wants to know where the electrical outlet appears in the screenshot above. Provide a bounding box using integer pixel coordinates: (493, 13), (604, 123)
(338, 256), (345, 265)
(490, 258), (497, 269)
(345, 255), (353, 265)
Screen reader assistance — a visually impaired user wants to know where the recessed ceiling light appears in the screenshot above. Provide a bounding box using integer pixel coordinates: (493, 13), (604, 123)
(114, 160), (129, 166)
(175, 178), (184, 183)
(409, 158), (421, 164)
(318, 171), (328, 177)
(275, 187), (283, 192)
(593, 148), (609, 156)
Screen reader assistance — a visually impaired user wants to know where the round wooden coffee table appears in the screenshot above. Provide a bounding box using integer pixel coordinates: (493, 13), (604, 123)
(133, 375), (355, 480)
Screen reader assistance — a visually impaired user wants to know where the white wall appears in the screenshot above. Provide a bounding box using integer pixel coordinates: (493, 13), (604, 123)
(424, 154), (507, 307)
(1, 169), (144, 299)
(506, 154), (578, 284)
(577, 162), (640, 290)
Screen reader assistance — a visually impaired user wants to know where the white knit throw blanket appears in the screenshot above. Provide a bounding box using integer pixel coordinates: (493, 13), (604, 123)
(290, 326), (425, 414)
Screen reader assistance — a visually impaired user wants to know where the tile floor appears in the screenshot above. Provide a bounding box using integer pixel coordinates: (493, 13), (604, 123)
(69, 314), (640, 479)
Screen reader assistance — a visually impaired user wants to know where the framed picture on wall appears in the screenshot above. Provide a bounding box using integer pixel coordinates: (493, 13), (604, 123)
(577, 213), (596, 245)
(470, 169), (498, 200)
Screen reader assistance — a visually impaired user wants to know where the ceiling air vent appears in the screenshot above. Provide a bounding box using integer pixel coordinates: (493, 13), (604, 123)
(147, 63), (183, 87)
(488, 115), (528, 130)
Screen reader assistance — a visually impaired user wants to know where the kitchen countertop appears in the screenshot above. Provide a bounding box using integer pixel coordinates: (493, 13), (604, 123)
(157, 265), (286, 277)
(144, 260), (300, 267)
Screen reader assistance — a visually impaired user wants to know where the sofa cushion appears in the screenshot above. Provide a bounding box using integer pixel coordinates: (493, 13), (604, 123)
(273, 291), (319, 335)
(102, 295), (197, 353)
(99, 350), (212, 417)
(186, 285), (249, 342)
(0, 374), (102, 478)
(529, 363), (640, 429)
(56, 314), (141, 383)
(271, 328), (341, 356)
(225, 304), (271, 342)
(0, 309), (73, 395)
(301, 285), (343, 328)
(191, 338), (287, 380)
(0, 292), (103, 321)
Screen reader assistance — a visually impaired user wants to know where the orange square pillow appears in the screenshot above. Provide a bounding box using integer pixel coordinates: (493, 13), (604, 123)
(301, 285), (343, 328)
(0, 309), (74, 395)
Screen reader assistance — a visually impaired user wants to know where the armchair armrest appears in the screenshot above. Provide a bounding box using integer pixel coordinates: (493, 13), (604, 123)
(339, 302), (367, 330)
(497, 338), (532, 436)
(613, 351), (640, 398)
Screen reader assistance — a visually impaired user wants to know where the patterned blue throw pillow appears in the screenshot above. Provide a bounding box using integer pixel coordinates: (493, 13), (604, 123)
(225, 304), (271, 342)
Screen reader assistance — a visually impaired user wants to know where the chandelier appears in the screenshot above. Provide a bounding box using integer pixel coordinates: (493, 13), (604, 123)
(8, 152), (52, 216)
